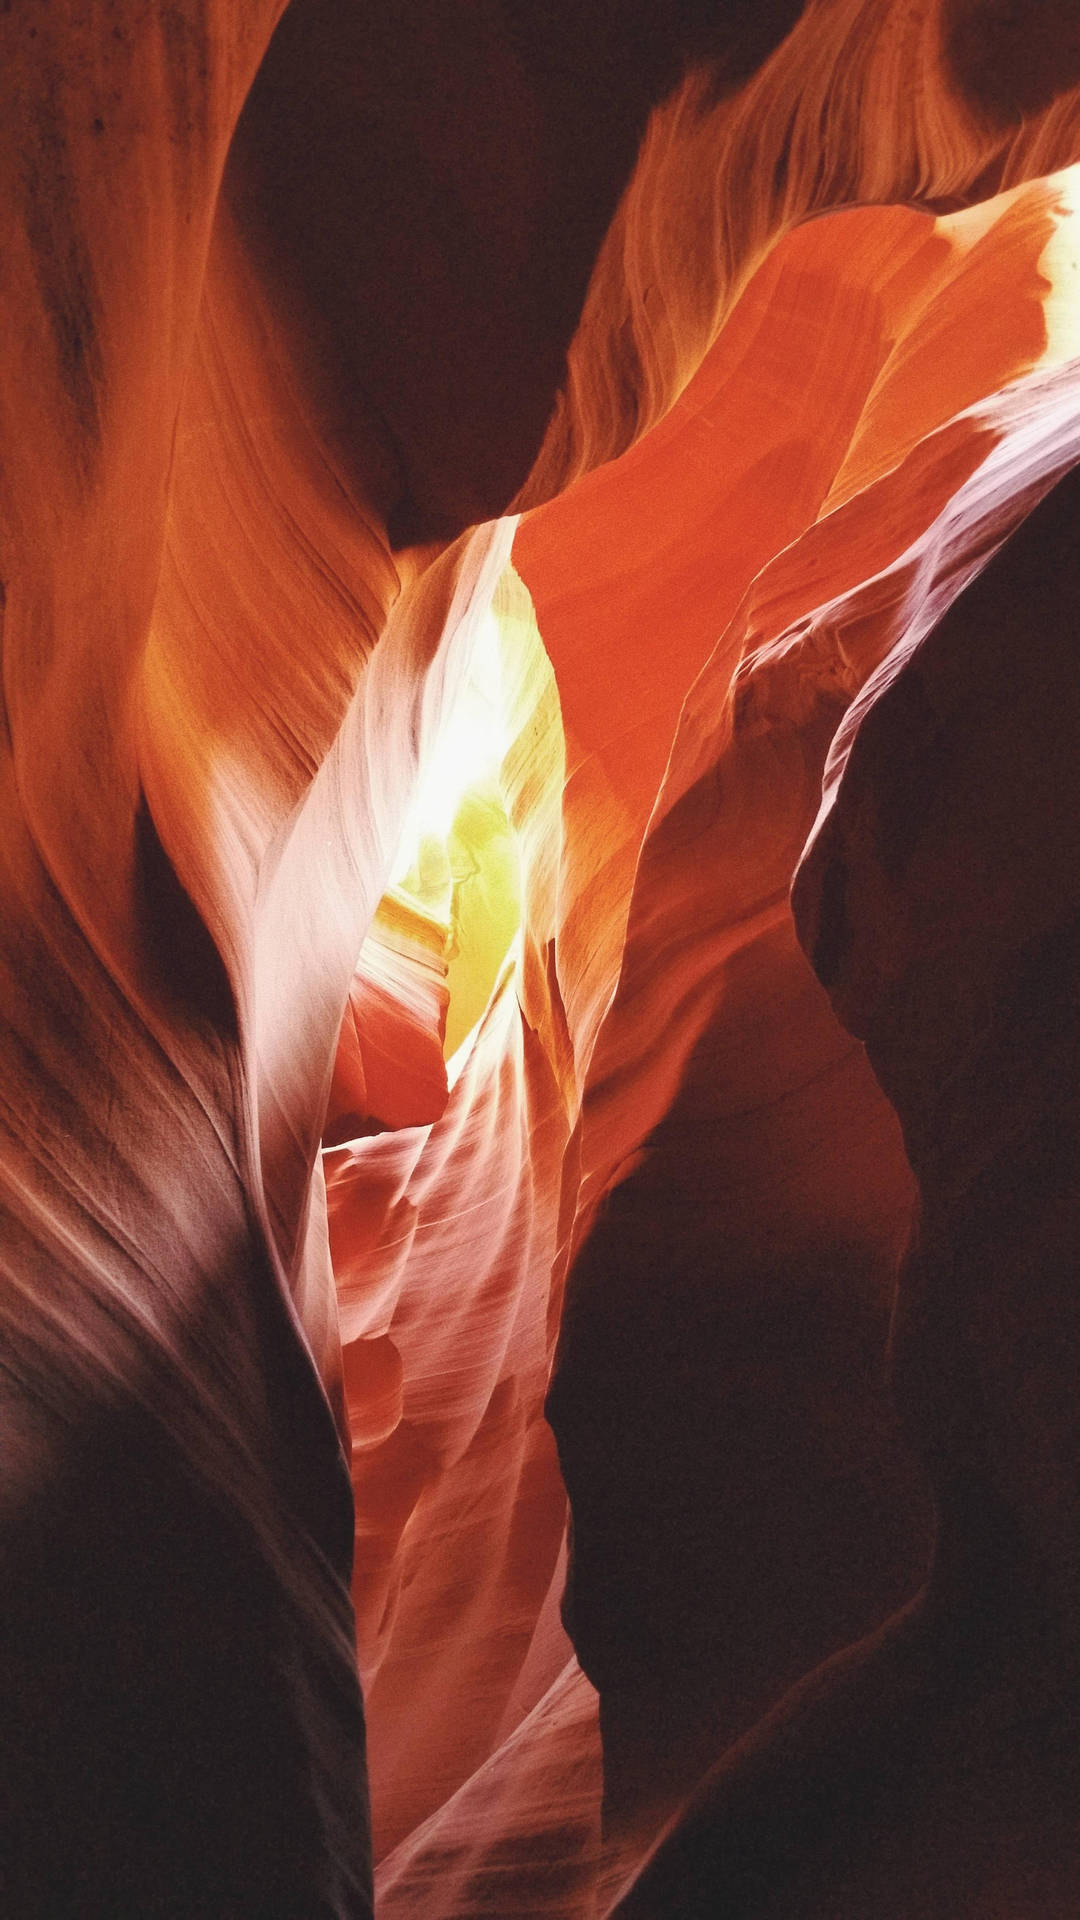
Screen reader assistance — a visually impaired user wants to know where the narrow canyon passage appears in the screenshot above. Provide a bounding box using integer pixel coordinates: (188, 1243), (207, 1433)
(3, 5), (1080, 1917)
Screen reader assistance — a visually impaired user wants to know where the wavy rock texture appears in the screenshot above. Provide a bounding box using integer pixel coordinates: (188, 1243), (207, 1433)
(4, 4), (1080, 1918)
(610, 364), (1080, 1920)
(351, 168), (1080, 1910)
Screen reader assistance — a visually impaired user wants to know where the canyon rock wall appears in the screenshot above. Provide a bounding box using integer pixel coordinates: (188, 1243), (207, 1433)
(3, 4), (1080, 1916)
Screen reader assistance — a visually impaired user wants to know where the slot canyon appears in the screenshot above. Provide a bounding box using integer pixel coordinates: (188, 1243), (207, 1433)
(6, 1), (1080, 1913)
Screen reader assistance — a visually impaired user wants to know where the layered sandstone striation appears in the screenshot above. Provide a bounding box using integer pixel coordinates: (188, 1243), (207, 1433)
(3, 4), (1080, 1917)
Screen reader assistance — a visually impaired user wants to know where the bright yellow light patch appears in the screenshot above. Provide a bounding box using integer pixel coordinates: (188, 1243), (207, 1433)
(390, 609), (514, 893)
(1039, 163), (1080, 368)
(389, 604), (523, 1061)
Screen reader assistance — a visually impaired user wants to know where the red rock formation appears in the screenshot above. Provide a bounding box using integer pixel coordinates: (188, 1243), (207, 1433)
(4, 4), (1080, 1917)
(612, 355), (1080, 1920)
